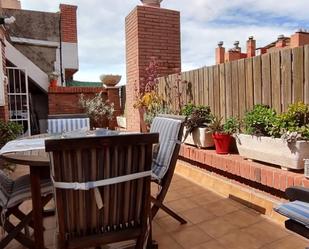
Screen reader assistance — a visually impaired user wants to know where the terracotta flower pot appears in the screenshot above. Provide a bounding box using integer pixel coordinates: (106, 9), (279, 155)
(212, 133), (232, 154)
(49, 79), (57, 88)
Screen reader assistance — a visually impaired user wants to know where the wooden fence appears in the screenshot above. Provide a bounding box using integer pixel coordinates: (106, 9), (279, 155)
(157, 45), (309, 119)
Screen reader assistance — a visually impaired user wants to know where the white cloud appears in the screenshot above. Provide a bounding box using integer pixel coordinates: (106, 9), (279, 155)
(20, 0), (308, 84)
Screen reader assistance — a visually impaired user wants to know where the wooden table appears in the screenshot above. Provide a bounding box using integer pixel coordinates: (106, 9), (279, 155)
(1, 138), (50, 249)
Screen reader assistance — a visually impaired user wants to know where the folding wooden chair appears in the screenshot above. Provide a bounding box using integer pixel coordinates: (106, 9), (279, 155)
(150, 115), (187, 224)
(45, 133), (159, 249)
(0, 170), (53, 248)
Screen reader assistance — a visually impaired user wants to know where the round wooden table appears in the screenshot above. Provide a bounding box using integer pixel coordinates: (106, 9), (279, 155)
(1, 139), (50, 249)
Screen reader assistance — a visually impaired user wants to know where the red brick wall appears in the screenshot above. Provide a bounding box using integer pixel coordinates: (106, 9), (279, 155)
(60, 4), (78, 43)
(180, 144), (309, 194)
(0, 28), (8, 121)
(48, 86), (121, 129)
(125, 6), (181, 131)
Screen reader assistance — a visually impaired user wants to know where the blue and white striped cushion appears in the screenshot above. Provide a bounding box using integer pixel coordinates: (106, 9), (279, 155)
(150, 117), (182, 180)
(274, 201), (309, 227)
(0, 170), (14, 208)
(48, 118), (90, 134)
(7, 175), (53, 208)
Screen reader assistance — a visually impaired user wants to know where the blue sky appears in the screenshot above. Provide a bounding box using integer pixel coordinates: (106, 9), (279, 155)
(21, 0), (308, 84)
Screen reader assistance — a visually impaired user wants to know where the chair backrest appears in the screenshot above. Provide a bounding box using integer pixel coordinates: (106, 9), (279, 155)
(47, 115), (90, 134)
(45, 133), (158, 248)
(150, 115), (185, 180)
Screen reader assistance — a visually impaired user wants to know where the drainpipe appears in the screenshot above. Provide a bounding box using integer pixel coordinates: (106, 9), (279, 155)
(59, 14), (64, 86)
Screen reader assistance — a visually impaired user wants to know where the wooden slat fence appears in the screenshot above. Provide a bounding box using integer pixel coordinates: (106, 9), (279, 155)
(157, 44), (309, 119)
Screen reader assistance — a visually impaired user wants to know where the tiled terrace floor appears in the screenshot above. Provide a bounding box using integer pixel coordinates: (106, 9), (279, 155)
(7, 170), (309, 249)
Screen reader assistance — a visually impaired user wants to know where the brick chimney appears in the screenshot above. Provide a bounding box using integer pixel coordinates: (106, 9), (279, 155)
(60, 4), (78, 43)
(276, 34), (286, 48)
(216, 41), (225, 64)
(246, 36), (256, 58)
(125, 5), (181, 131)
(290, 29), (309, 48)
(0, 0), (21, 9)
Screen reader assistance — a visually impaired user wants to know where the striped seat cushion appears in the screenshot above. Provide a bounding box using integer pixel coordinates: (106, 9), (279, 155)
(48, 118), (90, 134)
(150, 117), (182, 180)
(0, 170), (14, 208)
(0, 170), (54, 209)
(274, 201), (309, 227)
(7, 175), (53, 208)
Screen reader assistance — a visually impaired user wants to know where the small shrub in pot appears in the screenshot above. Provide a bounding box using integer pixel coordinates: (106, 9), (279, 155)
(210, 116), (239, 154)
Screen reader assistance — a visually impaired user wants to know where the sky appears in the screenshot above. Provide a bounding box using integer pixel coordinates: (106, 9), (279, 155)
(21, 0), (309, 85)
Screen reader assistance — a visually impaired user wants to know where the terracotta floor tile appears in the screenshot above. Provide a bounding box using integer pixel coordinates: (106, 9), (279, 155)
(202, 199), (244, 216)
(155, 214), (192, 233)
(153, 234), (184, 249)
(191, 239), (227, 249)
(261, 235), (309, 249)
(188, 191), (224, 206)
(181, 206), (216, 224)
(165, 190), (183, 202)
(217, 230), (266, 249)
(152, 221), (166, 237)
(221, 209), (262, 228)
(165, 198), (199, 212)
(170, 226), (212, 248)
(243, 220), (290, 244)
(176, 185), (206, 198)
(198, 216), (239, 238)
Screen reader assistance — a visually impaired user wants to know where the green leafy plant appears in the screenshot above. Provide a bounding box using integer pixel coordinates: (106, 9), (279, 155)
(79, 92), (115, 128)
(269, 102), (309, 141)
(242, 104), (276, 136)
(0, 121), (23, 148)
(182, 104), (212, 130)
(223, 117), (240, 134)
(209, 116), (239, 134)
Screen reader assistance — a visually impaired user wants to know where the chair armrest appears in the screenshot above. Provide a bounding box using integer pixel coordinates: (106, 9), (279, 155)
(286, 186), (309, 203)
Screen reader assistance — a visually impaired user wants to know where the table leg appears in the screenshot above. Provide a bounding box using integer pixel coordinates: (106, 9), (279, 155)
(30, 166), (46, 249)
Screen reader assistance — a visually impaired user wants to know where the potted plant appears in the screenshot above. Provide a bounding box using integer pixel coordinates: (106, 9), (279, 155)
(100, 74), (122, 87)
(236, 103), (309, 170)
(79, 92), (115, 129)
(48, 72), (59, 88)
(209, 116), (239, 154)
(182, 104), (214, 148)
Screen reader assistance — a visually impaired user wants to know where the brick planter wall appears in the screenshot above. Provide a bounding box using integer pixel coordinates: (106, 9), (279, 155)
(48, 86), (121, 129)
(179, 144), (309, 195)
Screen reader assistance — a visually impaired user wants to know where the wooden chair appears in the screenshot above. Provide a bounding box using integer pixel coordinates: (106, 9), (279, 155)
(0, 170), (53, 248)
(274, 186), (309, 238)
(45, 133), (159, 249)
(150, 115), (187, 224)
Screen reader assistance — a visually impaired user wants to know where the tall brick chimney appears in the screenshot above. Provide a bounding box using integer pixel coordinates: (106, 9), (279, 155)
(276, 34), (286, 48)
(216, 41), (225, 64)
(59, 4), (79, 83)
(0, 0), (21, 9)
(60, 4), (78, 43)
(290, 29), (309, 48)
(246, 36), (256, 58)
(125, 4), (181, 131)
